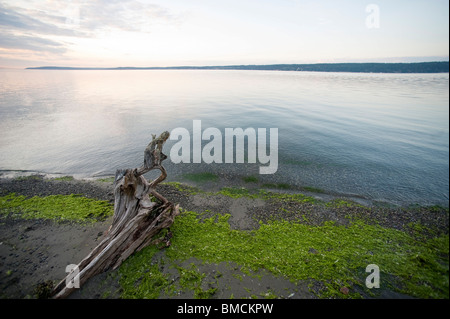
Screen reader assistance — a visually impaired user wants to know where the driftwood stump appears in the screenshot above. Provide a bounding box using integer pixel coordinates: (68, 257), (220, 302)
(51, 131), (179, 299)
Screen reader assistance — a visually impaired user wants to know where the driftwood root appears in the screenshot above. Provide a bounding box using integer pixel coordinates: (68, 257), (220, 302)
(51, 131), (178, 299)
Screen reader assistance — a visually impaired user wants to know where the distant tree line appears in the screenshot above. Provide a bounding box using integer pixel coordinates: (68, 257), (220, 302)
(28, 62), (449, 73)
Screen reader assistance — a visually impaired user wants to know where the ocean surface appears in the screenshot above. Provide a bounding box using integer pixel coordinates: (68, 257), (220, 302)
(0, 69), (448, 207)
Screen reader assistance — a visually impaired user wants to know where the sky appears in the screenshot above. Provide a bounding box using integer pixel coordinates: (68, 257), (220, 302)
(0, 0), (448, 68)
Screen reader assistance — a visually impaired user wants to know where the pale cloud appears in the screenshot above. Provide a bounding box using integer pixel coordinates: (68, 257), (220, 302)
(0, 2), (83, 36)
(75, 0), (178, 33)
(0, 0), (448, 68)
(17, 0), (181, 35)
(0, 0), (182, 66)
(0, 31), (66, 53)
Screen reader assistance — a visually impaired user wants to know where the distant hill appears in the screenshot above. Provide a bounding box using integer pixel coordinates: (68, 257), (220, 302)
(27, 62), (449, 73)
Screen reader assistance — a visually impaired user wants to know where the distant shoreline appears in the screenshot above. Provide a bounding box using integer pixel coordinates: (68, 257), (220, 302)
(26, 61), (449, 73)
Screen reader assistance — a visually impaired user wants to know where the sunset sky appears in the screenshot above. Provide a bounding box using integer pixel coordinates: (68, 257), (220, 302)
(1, 0), (448, 68)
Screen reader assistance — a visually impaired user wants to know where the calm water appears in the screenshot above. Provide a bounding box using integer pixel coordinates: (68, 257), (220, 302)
(0, 69), (448, 206)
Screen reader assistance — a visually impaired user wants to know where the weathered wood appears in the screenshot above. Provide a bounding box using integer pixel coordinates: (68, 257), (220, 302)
(51, 131), (179, 299)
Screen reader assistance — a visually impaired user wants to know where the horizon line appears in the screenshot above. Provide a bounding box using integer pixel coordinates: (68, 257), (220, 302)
(24, 61), (450, 74)
(25, 60), (450, 70)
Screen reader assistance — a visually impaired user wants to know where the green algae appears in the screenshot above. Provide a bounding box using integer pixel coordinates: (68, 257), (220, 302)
(50, 176), (74, 181)
(2, 181), (446, 299)
(262, 183), (291, 190)
(97, 177), (115, 183)
(118, 210), (449, 299)
(0, 193), (113, 223)
(164, 182), (320, 204)
(183, 172), (219, 183)
(242, 176), (258, 183)
(163, 182), (202, 195)
(119, 246), (171, 299)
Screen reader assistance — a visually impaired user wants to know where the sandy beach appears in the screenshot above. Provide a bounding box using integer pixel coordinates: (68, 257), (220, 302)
(0, 175), (448, 299)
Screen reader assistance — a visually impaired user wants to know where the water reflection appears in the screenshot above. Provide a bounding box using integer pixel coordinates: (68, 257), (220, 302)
(0, 69), (448, 206)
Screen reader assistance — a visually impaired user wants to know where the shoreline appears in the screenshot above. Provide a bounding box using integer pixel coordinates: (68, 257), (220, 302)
(26, 61), (450, 73)
(1, 169), (448, 209)
(0, 175), (448, 299)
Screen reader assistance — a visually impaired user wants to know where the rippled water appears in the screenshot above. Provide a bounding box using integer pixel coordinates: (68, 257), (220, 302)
(0, 69), (448, 206)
